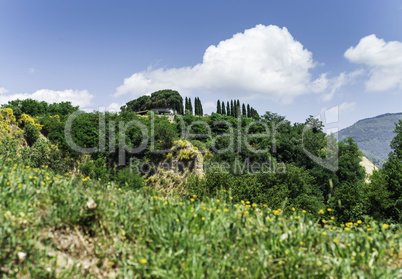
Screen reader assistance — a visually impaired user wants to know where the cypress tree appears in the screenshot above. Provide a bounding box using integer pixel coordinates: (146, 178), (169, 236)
(195, 97), (201, 116)
(242, 103), (246, 116)
(230, 100), (234, 117)
(222, 102), (226, 115)
(227, 101), (230, 116)
(247, 104), (250, 118)
(217, 100), (221, 114)
(236, 100), (240, 117)
(199, 98), (203, 116)
(185, 97), (188, 114)
(195, 97), (199, 115)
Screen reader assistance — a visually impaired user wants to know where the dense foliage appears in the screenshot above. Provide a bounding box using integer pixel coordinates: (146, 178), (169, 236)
(367, 120), (402, 223)
(1, 95), (402, 224)
(120, 89), (184, 114)
(1, 94), (402, 277)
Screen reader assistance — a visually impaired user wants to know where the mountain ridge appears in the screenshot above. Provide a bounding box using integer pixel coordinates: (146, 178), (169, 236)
(338, 112), (402, 167)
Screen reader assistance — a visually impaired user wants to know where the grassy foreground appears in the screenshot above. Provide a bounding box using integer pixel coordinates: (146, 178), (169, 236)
(0, 158), (401, 278)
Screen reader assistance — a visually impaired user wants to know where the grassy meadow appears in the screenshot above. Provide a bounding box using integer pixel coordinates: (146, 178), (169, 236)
(0, 158), (401, 278)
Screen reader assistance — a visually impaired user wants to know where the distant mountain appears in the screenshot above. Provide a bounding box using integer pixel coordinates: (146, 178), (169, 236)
(338, 113), (402, 167)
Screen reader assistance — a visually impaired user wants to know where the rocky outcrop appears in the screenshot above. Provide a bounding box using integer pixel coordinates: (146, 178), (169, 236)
(360, 156), (378, 183)
(146, 140), (211, 195)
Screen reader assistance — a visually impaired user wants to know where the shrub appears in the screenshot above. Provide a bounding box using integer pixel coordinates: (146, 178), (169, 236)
(185, 163), (325, 216)
(116, 167), (144, 190)
(24, 123), (40, 147)
(20, 139), (71, 173)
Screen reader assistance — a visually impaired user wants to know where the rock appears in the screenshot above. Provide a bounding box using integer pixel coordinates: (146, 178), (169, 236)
(360, 156), (378, 183)
(86, 198), (97, 210)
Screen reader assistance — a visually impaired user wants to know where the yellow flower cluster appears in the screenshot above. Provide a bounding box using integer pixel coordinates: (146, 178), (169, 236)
(82, 176), (90, 182)
(18, 113), (43, 130)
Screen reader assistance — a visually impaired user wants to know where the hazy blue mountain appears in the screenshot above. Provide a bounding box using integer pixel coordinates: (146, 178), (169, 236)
(338, 113), (402, 167)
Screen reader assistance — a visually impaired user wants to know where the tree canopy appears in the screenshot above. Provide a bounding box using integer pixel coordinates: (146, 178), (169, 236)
(121, 89), (184, 114)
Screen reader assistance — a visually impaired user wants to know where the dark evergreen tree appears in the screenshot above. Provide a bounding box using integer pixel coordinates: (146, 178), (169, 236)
(185, 97), (189, 114)
(247, 104), (250, 117)
(194, 97), (199, 115)
(199, 98), (203, 116)
(217, 100), (221, 114)
(226, 101), (230, 116)
(236, 100), (240, 117)
(222, 102), (226, 115)
(193, 97), (203, 116)
(242, 103), (246, 116)
(230, 100), (234, 117)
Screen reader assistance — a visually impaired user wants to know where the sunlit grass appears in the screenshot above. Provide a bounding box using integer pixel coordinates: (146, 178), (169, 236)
(0, 158), (401, 278)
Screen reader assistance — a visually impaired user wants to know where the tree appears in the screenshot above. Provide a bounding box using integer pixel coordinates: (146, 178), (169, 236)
(242, 104), (246, 116)
(222, 102), (226, 115)
(247, 104), (250, 118)
(187, 97), (193, 115)
(194, 97), (199, 115)
(121, 95), (151, 112)
(150, 90), (183, 113)
(390, 120), (402, 159)
(329, 138), (367, 223)
(226, 102), (230, 116)
(368, 121), (402, 222)
(230, 100), (234, 117)
(217, 100), (221, 114)
(121, 89), (183, 114)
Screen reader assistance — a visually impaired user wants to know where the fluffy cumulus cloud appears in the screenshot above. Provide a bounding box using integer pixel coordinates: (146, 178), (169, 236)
(115, 24), (328, 104)
(0, 89), (93, 108)
(106, 102), (122, 113)
(345, 35), (402, 91)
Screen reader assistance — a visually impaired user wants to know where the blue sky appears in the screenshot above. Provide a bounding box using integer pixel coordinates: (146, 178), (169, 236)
(1, 0), (402, 129)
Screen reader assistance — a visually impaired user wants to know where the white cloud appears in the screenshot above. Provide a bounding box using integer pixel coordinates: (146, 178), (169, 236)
(345, 34), (402, 91)
(339, 102), (356, 113)
(0, 87), (8, 95)
(115, 24), (327, 104)
(106, 102), (122, 113)
(202, 101), (216, 111)
(321, 70), (363, 101)
(0, 89), (93, 108)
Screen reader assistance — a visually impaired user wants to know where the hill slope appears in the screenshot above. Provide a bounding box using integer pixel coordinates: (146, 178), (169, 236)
(338, 113), (402, 167)
(0, 159), (401, 278)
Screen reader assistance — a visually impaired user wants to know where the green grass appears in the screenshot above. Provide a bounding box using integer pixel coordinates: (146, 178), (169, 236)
(0, 158), (401, 278)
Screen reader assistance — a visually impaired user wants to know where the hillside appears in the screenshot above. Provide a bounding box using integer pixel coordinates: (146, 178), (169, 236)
(338, 113), (402, 167)
(1, 99), (402, 277)
(0, 159), (401, 278)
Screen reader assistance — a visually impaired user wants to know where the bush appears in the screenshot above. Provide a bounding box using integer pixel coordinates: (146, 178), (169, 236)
(24, 123), (40, 147)
(20, 139), (72, 173)
(185, 163), (325, 216)
(116, 167), (144, 190)
(0, 137), (19, 161)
